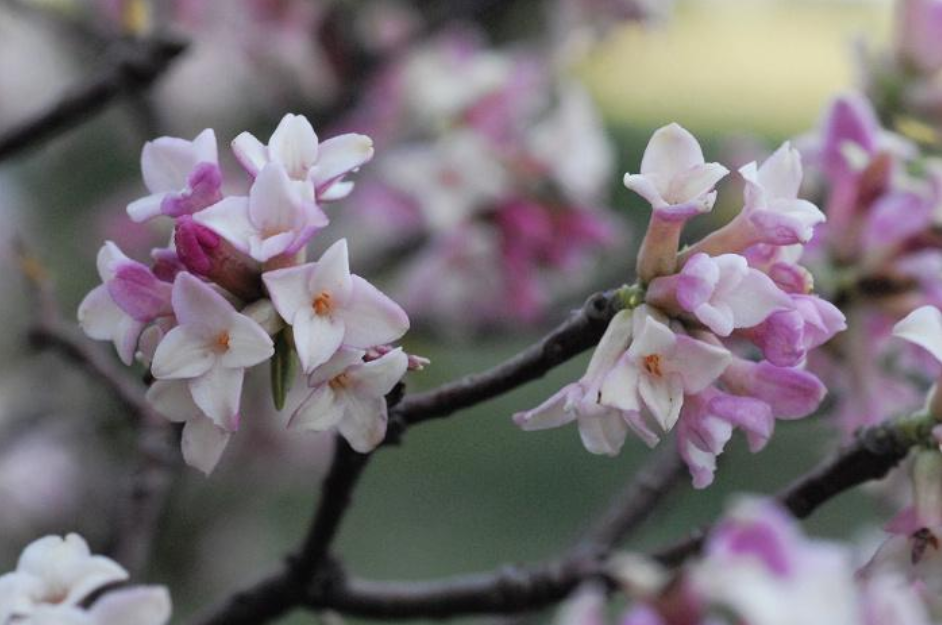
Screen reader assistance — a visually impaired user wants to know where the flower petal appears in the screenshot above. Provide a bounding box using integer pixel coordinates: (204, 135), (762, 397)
(219, 313), (274, 369)
(342, 276), (410, 348)
(289, 385), (344, 431)
(232, 131), (268, 176)
(146, 380), (203, 423)
(337, 393), (387, 452)
(293, 311), (345, 372)
(895, 306), (942, 364)
(577, 410), (629, 456)
(151, 326), (215, 379)
(513, 386), (577, 431)
(188, 366), (243, 431)
(639, 373), (684, 431)
(354, 348), (408, 397)
(193, 197), (255, 254)
(181, 416), (231, 475)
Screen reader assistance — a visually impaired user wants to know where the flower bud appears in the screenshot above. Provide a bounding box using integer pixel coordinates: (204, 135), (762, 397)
(174, 216), (263, 302)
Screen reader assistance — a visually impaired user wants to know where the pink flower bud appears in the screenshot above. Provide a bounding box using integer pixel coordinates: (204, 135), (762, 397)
(174, 216), (263, 302)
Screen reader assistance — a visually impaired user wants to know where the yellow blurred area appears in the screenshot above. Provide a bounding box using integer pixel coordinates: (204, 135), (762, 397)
(581, 0), (892, 136)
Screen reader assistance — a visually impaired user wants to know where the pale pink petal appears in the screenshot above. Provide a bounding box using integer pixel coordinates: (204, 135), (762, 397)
(18, 534), (127, 605)
(293, 311), (345, 372)
(584, 309), (634, 381)
(188, 366), (243, 431)
(758, 142), (803, 199)
(191, 128), (218, 164)
(141, 136), (198, 193)
(599, 356), (641, 412)
(181, 416), (231, 475)
(151, 326), (215, 379)
(627, 315), (676, 360)
(354, 348), (408, 397)
(513, 386), (578, 430)
(127, 193), (166, 223)
(669, 162), (729, 205)
(672, 336), (732, 393)
(694, 302), (735, 337)
(192, 197), (254, 254)
(639, 373), (684, 431)
(248, 163), (304, 236)
(232, 131), (268, 176)
(263, 265), (314, 323)
(319, 180), (355, 201)
(337, 393), (387, 452)
(893, 306), (942, 363)
(88, 586), (171, 625)
(639, 123), (706, 182)
(146, 380), (203, 423)
(308, 239), (353, 304)
(171, 272), (234, 332)
(577, 410), (629, 456)
(250, 231), (297, 262)
(622, 173), (667, 208)
(219, 314), (274, 369)
(289, 385), (344, 431)
(269, 113), (319, 178)
(310, 133), (374, 188)
(308, 348), (367, 387)
(78, 285), (124, 341)
(342, 276), (410, 348)
(725, 270), (793, 329)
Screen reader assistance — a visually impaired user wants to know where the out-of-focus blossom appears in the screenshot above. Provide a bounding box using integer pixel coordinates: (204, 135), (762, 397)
(0, 534), (171, 624)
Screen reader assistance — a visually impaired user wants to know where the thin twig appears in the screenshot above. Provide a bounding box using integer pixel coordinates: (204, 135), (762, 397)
(652, 417), (923, 567)
(0, 34), (186, 162)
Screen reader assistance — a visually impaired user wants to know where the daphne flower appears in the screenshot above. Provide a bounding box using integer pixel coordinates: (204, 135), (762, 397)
(624, 124), (728, 281)
(232, 113), (373, 201)
(150, 272), (274, 429)
(146, 380), (232, 475)
(193, 162), (328, 263)
(601, 312), (732, 432)
(290, 347), (408, 452)
(721, 358), (826, 420)
(0, 534), (127, 613)
(126, 129), (222, 222)
(688, 144), (825, 258)
(514, 309), (657, 456)
(648, 252), (792, 337)
(896, 0), (942, 74)
(893, 305), (942, 363)
(78, 242), (172, 365)
(263, 239), (410, 373)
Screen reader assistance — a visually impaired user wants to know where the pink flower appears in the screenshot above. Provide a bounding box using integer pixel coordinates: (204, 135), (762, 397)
(688, 143), (825, 257)
(150, 272), (274, 429)
(232, 113), (373, 202)
(126, 129), (222, 223)
(290, 347), (408, 452)
(78, 242), (172, 365)
(721, 358), (826, 420)
(601, 310), (732, 431)
(514, 309), (656, 456)
(146, 380), (232, 475)
(193, 162), (328, 263)
(263, 239), (410, 373)
(895, 0), (942, 74)
(624, 124), (728, 282)
(648, 252), (792, 337)
(746, 295), (846, 367)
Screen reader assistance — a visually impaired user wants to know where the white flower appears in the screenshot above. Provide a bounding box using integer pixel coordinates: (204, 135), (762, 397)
(291, 347), (408, 452)
(146, 380), (231, 475)
(232, 113), (373, 202)
(893, 305), (942, 363)
(263, 239), (410, 373)
(193, 162), (328, 262)
(150, 272), (274, 429)
(623, 123), (728, 215)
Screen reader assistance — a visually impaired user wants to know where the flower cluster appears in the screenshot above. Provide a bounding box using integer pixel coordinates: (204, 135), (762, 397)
(336, 31), (623, 327)
(799, 93), (942, 435)
(78, 114), (418, 473)
(613, 498), (933, 625)
(516, 123), (844, 487)
(0, 533), (170, 624)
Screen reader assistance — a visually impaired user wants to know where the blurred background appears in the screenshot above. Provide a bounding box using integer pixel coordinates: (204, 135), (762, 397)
(0, 0), (908, 622)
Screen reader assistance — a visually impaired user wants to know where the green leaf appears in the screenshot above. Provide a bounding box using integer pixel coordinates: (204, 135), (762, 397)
(270, 329), (297, 411)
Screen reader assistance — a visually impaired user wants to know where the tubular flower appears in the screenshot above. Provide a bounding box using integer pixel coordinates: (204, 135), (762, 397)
(517, 124), (840, 487)
(79, 116), (417, 471)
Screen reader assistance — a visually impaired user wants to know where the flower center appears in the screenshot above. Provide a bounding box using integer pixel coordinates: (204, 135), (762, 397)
(328, 373), (350, 390)
(643, 354), (663, 377)
(313, 291), (332, 316)
(214, 331), (231, 352)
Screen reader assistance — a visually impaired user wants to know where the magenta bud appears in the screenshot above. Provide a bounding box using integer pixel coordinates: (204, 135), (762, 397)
(174, 216), (262, 301)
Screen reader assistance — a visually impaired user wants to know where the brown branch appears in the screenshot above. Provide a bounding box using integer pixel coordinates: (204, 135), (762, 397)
(0, 34), (186, 162)
(16, 243), (176, 576)
(652, 416), (926, 567)
(392, 290), (623, 430)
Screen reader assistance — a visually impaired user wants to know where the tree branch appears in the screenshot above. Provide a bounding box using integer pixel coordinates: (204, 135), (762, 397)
(652, 415), (927, 567)
(0, 34), (186, 162)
